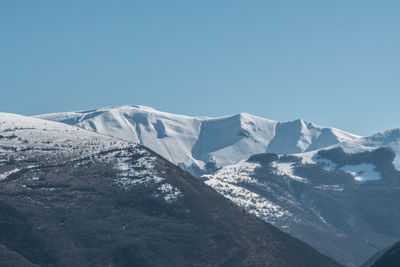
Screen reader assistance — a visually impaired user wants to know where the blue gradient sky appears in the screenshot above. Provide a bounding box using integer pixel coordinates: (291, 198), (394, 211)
(1, 1), (399, 135)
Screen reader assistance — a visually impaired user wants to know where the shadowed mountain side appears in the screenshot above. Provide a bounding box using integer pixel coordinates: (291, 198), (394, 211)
(370, 242), (400, 267)
(0, 244), (38, 267)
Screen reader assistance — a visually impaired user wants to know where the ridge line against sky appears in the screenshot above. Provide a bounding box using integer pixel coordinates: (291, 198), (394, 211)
(31, 104), (396, 138)
(1, 1), (400, 135)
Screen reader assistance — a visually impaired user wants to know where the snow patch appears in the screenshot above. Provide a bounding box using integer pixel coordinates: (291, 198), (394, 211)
(298, 150), (382, 182)
(0, 165), (37, 181)
(112, 150), (164, 190)
(205, 179), (291, 224)
(0, 168), (20, 180)
(313, 185), (344, 191)
(202, 161), (261, 185)
(203, 161), (292, 225)
(271, 161), (307, 183)
(340, 163), (381, 182)
(154, 183), (183, 203)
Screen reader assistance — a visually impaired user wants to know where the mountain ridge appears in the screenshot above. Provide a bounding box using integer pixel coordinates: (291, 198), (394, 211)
(36, 105), (364, 174)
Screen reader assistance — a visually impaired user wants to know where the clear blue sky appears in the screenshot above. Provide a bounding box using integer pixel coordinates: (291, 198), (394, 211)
(1, 1), (399, 135)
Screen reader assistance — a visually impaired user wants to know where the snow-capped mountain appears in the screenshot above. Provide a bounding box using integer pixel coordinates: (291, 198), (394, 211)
(34, 105), (400, 265)
(36, 105), (361, 174)
(0, 112), (340, 266)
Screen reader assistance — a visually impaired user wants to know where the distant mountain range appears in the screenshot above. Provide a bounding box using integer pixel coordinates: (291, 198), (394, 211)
(37, 105), (400, 174)
(0, 112), (339, 266)
(34, 105), (400, 266)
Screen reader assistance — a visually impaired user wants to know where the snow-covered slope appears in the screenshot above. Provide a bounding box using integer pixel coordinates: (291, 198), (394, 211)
(0, 112), (171, 195)
(36, 105), (360, 173)
(0, 112), (128, 158)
